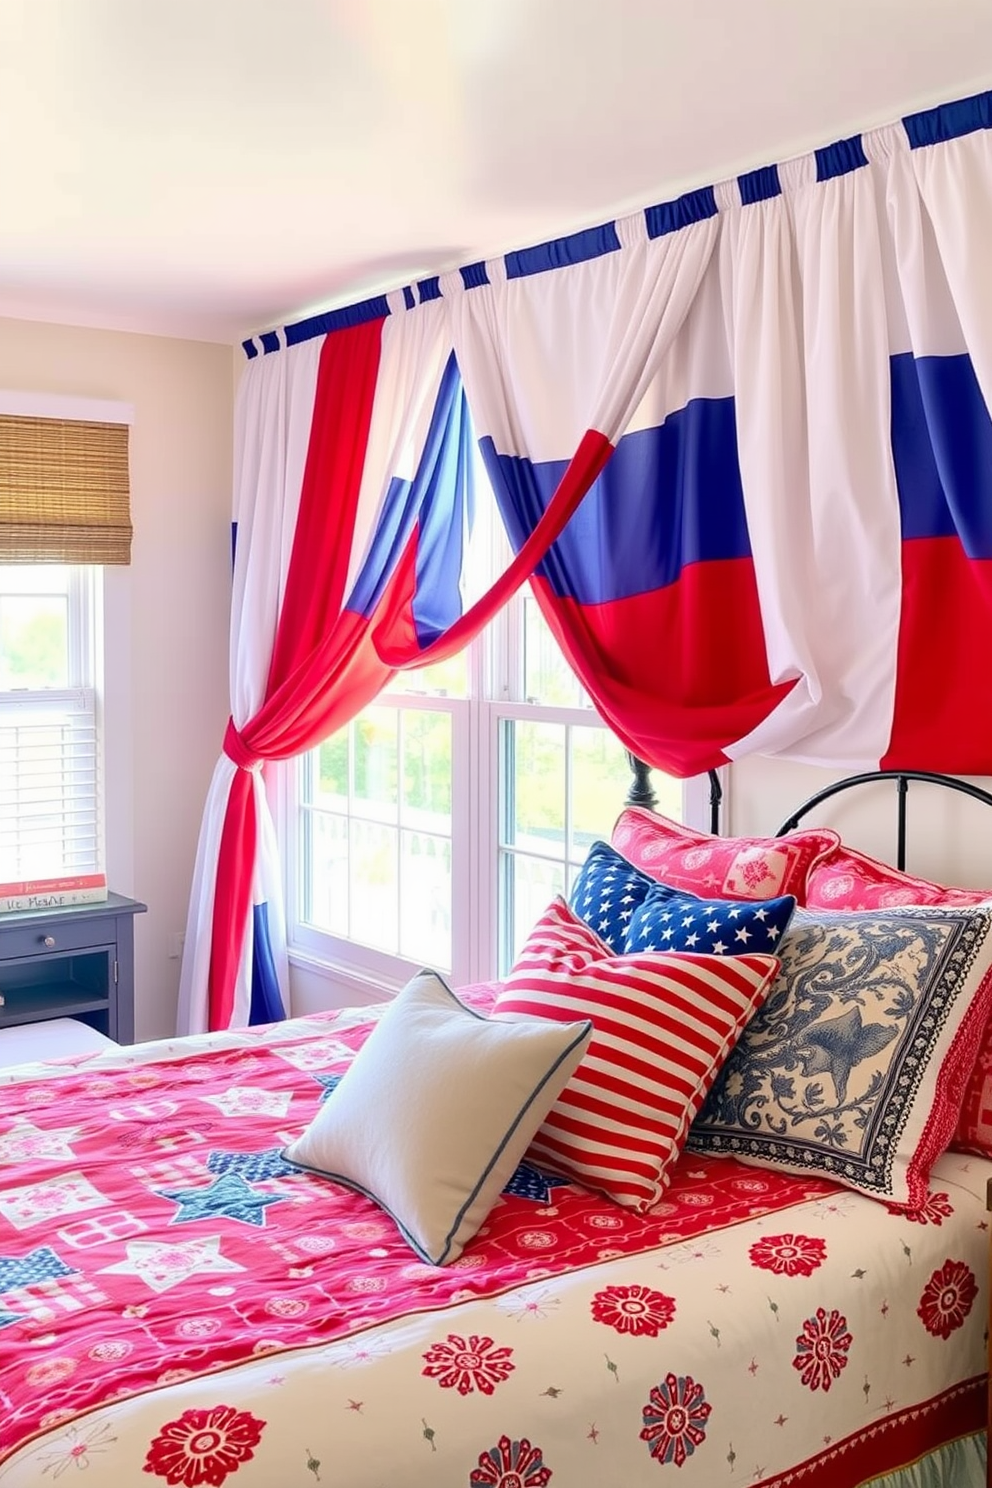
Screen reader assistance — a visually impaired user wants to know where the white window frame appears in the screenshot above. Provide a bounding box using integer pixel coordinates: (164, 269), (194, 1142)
(281, 609), (719, 1001)
(0, 390), (133, 892)
(280, 437), (721, 997)
(288, 690), (476, 994)
(488, 697), (626, 971)
(0, 565), (103, 880)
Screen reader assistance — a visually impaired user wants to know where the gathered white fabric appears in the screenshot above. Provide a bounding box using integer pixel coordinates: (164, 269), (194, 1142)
(181, 89), (992, 1031)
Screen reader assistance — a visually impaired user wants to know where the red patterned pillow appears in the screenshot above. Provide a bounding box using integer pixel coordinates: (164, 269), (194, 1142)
(806, 843), (991, 912)
(612, 806), (838, 904)
(954, 1039), (992, 1157)
(493, 898), (779, 1212)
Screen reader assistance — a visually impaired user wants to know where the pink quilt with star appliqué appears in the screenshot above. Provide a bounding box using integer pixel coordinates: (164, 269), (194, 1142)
(0, 994), (988, 1488)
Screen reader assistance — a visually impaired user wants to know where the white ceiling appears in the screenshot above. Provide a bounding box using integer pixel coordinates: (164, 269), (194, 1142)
(3, 0), (992, 345)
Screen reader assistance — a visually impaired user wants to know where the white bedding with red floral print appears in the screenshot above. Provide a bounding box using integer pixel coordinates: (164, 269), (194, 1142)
(0, 1004), (987, 1488)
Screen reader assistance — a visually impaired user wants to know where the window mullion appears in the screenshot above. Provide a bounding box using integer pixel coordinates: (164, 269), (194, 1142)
(66, 566), (92, 689)
(451, 696), (476, 984)
(564, 722), (573, 876)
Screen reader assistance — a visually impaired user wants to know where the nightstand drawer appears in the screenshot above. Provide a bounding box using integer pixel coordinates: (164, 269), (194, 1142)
(0, 893), (146, 1045)
(0, 915), (115, 961)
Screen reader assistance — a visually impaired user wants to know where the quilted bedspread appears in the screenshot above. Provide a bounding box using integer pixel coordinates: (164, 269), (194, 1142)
(0, 996), (987, 1487)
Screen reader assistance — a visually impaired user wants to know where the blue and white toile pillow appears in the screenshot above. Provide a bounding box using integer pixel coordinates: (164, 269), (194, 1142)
(689, 905), (992, 1209)
(569, 839), (795, 957)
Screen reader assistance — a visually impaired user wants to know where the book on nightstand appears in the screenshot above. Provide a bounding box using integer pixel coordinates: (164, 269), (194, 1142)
(0, 873), (109, 913)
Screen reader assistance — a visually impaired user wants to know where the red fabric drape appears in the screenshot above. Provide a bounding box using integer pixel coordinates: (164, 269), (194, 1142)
(528, 568), (796, 779)
(211, 318), (390, 1029)
(210, 326), (617, 1029)
(374, 428), (614, 668)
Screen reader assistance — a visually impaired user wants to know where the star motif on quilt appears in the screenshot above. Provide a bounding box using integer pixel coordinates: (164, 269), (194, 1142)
(98, 1235), (245, 1293)
(312, 1072), (343, 1104)
(0, 1172), (107, 1231)
(0, 1121), (80, 1166)
(155, 1172), (288, 1227)
(502, 1162), (574, 1204)
(0, 1245), (77, 1293)
(198, 1087), (294, 1118)
(797, 1006), (897, 1104)
(207, 1147), (298, 1182)
(0, 1307), (26, 1329)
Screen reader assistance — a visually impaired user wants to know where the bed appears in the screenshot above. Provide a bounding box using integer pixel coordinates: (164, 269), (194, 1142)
(1, 770), (990, 1488)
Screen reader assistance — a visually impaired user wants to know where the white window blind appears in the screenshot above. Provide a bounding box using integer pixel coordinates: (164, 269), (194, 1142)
(0, 689), (100, 880)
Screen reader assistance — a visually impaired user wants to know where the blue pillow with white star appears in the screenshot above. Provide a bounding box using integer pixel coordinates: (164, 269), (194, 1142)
(568, 840), (656, 952)
(625, 879), (796, 957)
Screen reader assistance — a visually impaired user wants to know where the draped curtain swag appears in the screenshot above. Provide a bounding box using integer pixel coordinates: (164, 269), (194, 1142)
(179, 88), (992, 1035)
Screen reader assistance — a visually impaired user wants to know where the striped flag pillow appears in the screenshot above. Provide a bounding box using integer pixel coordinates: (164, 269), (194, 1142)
(493, 898), (779, 1212)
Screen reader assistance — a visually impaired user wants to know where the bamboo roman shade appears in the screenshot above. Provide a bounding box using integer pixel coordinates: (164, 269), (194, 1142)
(0, 414), (132, 564)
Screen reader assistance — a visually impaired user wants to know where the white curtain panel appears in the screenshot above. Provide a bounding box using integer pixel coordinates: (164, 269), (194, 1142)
(725, 120), (992, 764)
(177, 333), (321, 1037)
(443, 212), (719, 461)
(186, 95), (992, 1031)
(178, 298), (451, 1035)
(443, 112), (992, 771)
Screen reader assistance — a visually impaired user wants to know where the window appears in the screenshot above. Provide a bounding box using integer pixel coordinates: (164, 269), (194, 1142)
(0, 394), (131, 887)
(493, 590), (685, 973)
(288, 577), (692, 994)
(0, 565), (102, 881)
(285, 449), (700, 994)
(297, 693), (462, 971)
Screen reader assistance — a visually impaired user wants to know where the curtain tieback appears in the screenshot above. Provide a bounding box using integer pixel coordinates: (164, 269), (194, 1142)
(223, 717), (262, 772)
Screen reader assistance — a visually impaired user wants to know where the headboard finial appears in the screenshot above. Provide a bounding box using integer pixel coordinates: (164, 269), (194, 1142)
(624, 753), (657, 810)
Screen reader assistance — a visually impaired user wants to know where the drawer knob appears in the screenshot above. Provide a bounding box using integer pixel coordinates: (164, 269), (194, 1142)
(43, 935), (56, 948)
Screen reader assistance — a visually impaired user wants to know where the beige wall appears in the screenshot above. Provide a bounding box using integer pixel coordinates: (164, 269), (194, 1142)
(726, 756), (992, 892)
(0, 316), (234, 1039)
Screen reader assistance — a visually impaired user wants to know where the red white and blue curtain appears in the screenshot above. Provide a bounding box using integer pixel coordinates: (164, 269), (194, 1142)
(179, 89), (992, 1035)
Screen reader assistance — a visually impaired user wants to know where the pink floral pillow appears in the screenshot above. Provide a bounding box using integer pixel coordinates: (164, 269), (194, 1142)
(806, 843), (991, 912)
(611, 807), (838, 904)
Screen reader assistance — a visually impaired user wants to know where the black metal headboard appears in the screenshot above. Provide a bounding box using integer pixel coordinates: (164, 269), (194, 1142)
(624, 756), (992, 874)
(773, 769), (992, 872)
(624, 755), (724, 834)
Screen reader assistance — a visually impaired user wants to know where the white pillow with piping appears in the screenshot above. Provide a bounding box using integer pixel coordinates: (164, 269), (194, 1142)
(283, 968), (592, 1264)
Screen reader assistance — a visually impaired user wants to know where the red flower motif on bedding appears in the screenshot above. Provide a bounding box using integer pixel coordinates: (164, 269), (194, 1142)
(792, 1308), (852, 1392)
(731, 1176), (771, 1194)
(885, 1192), (954, 1226)
(143, 1405), (265, 1486)
(749, 1233), (827, 1278)
(917, 1259), (977, 1339)
(25, 1357), (77, 1387)
(421, 1333), (515, 1396)
(469, 1434), (551, 1487)
(591, 1284), (676, 1337)
(639, 1372), (712, 1467)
